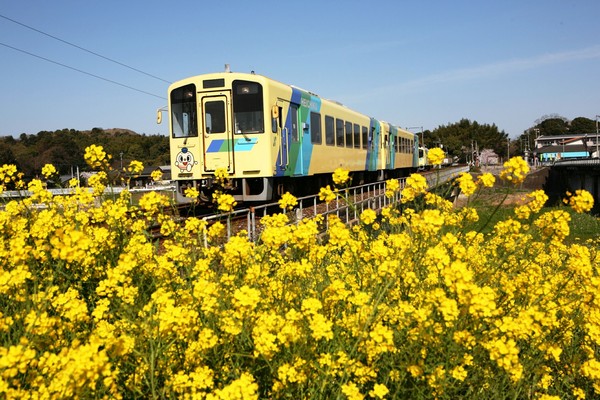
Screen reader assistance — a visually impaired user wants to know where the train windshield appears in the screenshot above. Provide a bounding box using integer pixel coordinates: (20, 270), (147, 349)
(170, 84), (198, 138)
(232, 80), (264, 134)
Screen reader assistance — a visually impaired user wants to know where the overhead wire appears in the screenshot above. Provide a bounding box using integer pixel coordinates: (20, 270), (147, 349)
(0, 41), (164, 99)
(0, 13), (171, 84)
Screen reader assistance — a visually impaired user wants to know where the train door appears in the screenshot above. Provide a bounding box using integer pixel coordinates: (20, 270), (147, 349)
(202, 92), (234, 173)
(275, 99), (298, 174)
(383, 125), (391, 168)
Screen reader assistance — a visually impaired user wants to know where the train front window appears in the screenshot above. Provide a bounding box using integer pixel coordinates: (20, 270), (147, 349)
(233, 80), (264, 134)
(170, 84), (197, 138)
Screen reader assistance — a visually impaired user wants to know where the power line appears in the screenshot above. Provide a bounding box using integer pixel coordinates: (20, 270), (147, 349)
(0, 41), (164, 99)
(0, 13), (171, 84)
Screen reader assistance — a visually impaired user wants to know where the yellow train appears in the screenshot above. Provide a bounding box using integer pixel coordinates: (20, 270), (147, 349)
(161, 71), (420, 203)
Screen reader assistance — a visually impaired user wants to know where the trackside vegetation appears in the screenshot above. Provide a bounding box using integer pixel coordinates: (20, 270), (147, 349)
(0, 145), (599, 399)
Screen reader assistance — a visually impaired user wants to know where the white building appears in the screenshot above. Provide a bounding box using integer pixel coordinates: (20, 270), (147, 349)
(534, 134), (600, 162)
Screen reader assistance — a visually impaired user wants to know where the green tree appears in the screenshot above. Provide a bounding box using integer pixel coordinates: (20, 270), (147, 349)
(430, 119), (509, 162)
(534, 115), (569, 136)
(569, 117), (596, 134)
(0, 142), (17, 165)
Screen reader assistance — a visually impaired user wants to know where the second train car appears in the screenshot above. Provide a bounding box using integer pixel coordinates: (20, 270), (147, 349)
(162, 71), (420, 204)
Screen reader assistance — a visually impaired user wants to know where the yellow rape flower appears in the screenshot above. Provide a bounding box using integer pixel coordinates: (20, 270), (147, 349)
(385, 178), (400, 199)
(41, 163), (57, 179)
(150, 169), (163, 182)
(515, 190), (548, 219)
(564, 189), (594, 214)
(332, 167), (350, 186)
(308, 313), (333, 340)
(214, 168), (230, 187)
(126, 160), (144, 175)
(341, 381), (364, 400)
(500, 156), (529, 185)
(213, 192), (236, 213)
(27, 179), (53, 203)
(87, 171), (108, 196)
(456, 172), (477, 196)
(428, 147), (445, 166)
(138, 191), (171, 215)
(401, 173), (428, 203)
(477, 172), (495, 188)
(360, 209), (377, 225)
(233, 285), (261, 311)
(0, 164), (19, 184)
(534, 210), (571, 241)
(184, 187), (200, 199)
(204, 372), (258, 399)
(319, 185), (337, 203)
(278, 192), (298, 211)
(84, 144), (111, 170)
(369, 383), (389, 399)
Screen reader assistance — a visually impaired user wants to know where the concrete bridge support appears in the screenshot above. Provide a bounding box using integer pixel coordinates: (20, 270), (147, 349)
(545, 159), (600, 214)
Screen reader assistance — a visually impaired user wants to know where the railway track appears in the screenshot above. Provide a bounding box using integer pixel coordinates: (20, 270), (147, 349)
(172, 165), (470, 244)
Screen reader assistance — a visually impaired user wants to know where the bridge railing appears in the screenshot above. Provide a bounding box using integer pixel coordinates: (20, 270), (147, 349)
(202, 165), (470, 243)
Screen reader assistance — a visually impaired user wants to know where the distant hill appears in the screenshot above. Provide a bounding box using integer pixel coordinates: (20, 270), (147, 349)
(95, 128), (138, 136)
(0, 127), (170, 179)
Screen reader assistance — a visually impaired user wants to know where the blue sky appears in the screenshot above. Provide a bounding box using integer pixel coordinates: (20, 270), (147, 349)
(1, 0), (599, 140)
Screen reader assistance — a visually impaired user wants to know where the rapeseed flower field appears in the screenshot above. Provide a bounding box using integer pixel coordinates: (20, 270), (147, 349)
(0, 146), (598, 399)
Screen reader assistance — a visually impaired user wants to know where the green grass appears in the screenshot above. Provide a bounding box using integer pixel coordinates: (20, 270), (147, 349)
(459, 190), (600, 242)
(567, 208), (600, 241)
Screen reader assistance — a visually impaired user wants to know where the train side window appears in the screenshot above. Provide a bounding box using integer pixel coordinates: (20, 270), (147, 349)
(345, 122), (352, 148)
(336, 118), (344, 147)
(353, 124), (360, 148)
(362, 126), (368, 149)
(325, 116), (335, 146)
(310, 112), (322, 144)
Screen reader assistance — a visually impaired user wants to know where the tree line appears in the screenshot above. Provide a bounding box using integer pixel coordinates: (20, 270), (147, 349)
(0, 128), (169, 180)
(422, 115), (597, 163)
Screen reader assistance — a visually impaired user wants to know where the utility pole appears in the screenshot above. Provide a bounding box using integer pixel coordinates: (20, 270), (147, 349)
(406, 126), (424, 147)
(596, 115), (600, 158)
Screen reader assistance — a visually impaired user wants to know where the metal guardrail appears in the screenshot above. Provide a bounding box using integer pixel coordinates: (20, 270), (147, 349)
(551, 158), (600, 167)
(0, 185), (176, 199)
(202, 165), (470, 243)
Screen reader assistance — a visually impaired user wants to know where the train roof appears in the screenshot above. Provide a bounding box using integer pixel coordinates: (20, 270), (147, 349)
(169, 72), (413, 134)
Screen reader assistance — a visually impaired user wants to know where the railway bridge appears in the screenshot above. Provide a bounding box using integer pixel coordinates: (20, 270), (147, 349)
(543, 159), (600, 215)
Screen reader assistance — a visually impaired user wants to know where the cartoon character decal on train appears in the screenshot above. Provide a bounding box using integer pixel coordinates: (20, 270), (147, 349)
(174, 147), (198, 173)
